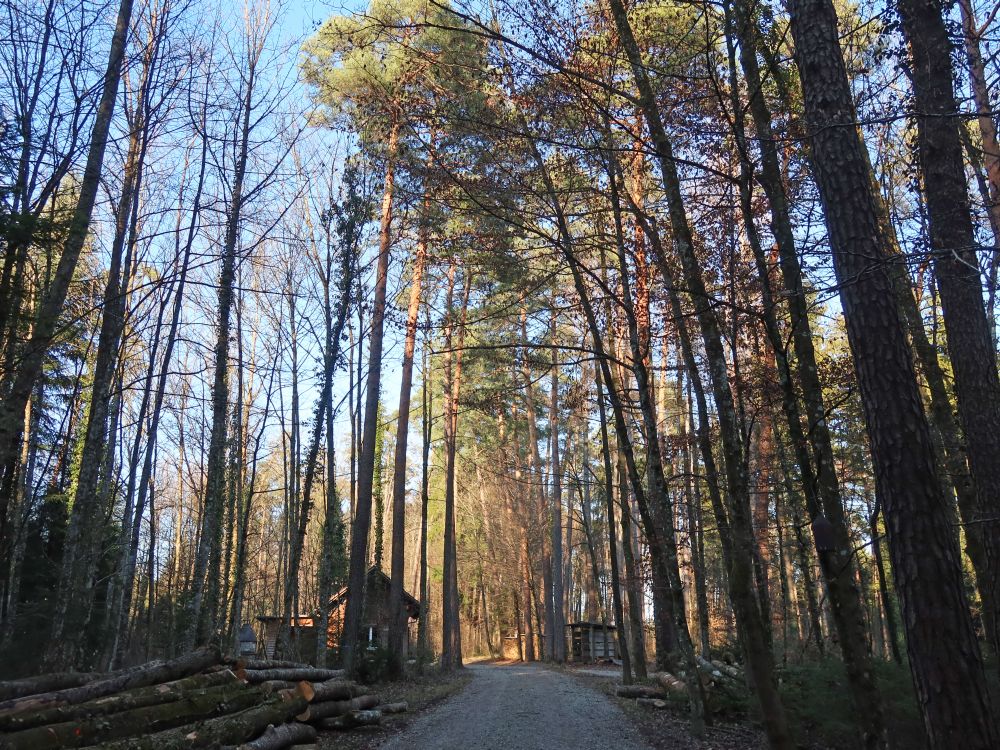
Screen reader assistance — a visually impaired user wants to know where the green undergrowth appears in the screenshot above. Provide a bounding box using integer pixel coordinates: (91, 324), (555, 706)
(777, 659), (922, 749)
(636, 658), (926, 748)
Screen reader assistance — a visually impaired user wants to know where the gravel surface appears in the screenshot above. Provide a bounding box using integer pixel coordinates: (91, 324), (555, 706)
(378, 662), (652, 750)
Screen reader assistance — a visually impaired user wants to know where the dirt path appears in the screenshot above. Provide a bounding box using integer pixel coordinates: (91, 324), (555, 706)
(379, 662), (652, 750)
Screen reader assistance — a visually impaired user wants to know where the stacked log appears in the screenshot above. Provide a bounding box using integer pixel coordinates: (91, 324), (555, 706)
(292, 682), (399, 732)
(709, 658), (745, 683)
(620, 661), (750, 711)
(615, 684), (666, 699)
(240, 668), (345, 685)
(651, 671), (687, 695)
(0, 653), (404, 750)
(0, 646), (220, 717)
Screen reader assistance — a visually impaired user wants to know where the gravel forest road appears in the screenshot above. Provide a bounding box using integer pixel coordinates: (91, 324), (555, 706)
(379, 662), (652, 750)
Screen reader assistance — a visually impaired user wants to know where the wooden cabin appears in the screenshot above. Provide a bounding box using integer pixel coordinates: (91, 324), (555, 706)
(257, 567), (420, 660)
(326, 566), (421, 655)
(566, 621), (617, 662)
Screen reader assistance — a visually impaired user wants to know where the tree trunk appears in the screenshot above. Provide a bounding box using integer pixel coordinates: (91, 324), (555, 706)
(869, 501), (902, 664)
(721, 7), (887, 740)
(956, 0), (1000, 250)
(241, 668), (344, 685)
(785, 0), (998, 743)
(595, 368), (631, 683)
(606, 155), (696, 682)
(2, 683), (261, 750)
(187, 43), (260, 649)
(233, 721), (316, 750)
(417, 327), (432, 656)
(90, 685), (310, 750)
(896, 0), (1000, 668)
(440, 267), (471, 671)
(341, 117), (399, 673)
(548, 313), (566, 663)
(297, 693), (377, 723)
(279, 192), (355, 663)
(0, 0), (135, 595)
(0, 670), (241, 733)
(0, 646), (219, 718)
(387, 175), (430, 672)
(680, 376), (711, 658)
(605, 4), (789, 744)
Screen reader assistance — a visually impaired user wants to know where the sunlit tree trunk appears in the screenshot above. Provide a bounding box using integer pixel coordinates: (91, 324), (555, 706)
(187, 27), (264, 647)
(417, 324), (432, 656)
(342, 116), (399, 672)
(548, 313), (566, 662)
(440, 265), (470, 670)
(595, 368), (631, 683)
(786, 0), (998, 742)
(388, 175), (431, 671)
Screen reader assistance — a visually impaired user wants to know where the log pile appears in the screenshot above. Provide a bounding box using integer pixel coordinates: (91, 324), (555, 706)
(0, 649), (407, 750)
(617, 660), (748, 710)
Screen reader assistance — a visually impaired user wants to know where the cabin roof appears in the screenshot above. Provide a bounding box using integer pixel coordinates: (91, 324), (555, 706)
(328, 566), (421, 614)
(566, 621), (617, 629)
(257, 614), (313, 622)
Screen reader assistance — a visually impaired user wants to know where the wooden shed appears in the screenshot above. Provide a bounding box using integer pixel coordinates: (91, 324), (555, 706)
(257, 567), (420, 661)
(256, 615), (316, 659)
(566, 621), (617, 662)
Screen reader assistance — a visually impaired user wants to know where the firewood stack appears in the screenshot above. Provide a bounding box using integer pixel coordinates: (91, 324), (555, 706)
(0, 648), (405, 750)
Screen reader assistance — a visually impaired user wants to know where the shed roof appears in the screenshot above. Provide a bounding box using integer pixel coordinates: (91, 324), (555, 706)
(566, 621), (617, 629)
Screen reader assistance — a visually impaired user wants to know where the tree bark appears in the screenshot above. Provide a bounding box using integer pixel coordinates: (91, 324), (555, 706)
(0, 670), (241, 732)
(786, 0), (998, 743)
(341, 117), (400, 673)
(896, 0), (1000, 669)
(1, 683), (262, 750)
(387, 173), (430, 671)
(0, 646), (219, 718)
(440, 267), (471, 671)
(595, 368), (632, 684)
(231, 721), (316, 750)
(548, 312), (566, 663)
(0, 0), (135, 589)
(90, 685), (310, 750)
